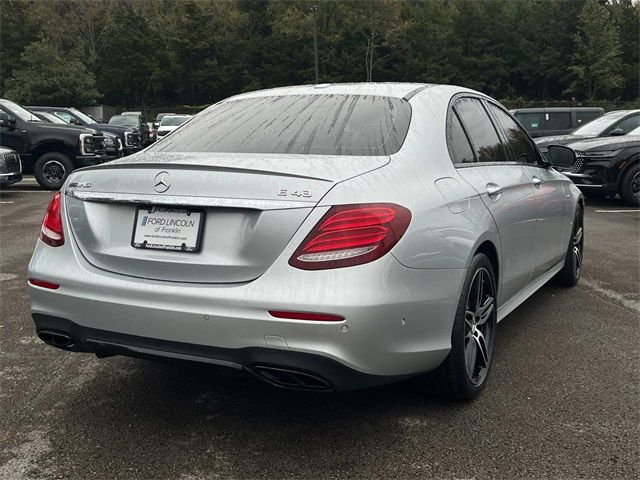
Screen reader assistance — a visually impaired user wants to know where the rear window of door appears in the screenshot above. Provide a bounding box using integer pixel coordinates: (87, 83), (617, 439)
(454, 98), (507, 163)
(545, 112), (572, 130)
(487, 104), (540, 165)
(446, 112), (476, 164)
(150, 94), (412, 156)
(514, 112), (544, 132)
(576, 111), (601, 127)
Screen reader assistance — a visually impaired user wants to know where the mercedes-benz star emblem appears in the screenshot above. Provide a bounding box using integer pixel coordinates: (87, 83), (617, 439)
(153, 171), (171, 193)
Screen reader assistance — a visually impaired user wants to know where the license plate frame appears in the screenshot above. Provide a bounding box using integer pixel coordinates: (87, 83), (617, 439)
(131, 206), (205, 253)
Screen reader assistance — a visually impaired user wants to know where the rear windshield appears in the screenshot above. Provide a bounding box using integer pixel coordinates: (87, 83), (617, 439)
(109, 115), (138, 126)
(160, 115), (190, 126)
(572, 111), (628, 135)
(149, 94), (412, 156)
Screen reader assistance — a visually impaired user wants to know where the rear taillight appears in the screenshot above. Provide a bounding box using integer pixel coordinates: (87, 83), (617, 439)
(39, 191), (64, 247)
(289, 203), (411, 270)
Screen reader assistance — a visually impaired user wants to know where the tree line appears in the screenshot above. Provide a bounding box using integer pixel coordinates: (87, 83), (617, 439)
(1, 0), (638, 110)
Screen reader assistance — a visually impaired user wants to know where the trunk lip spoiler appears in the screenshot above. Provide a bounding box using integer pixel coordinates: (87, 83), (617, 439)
(74, 162), (333, 182)
(65, 189), (315, 210)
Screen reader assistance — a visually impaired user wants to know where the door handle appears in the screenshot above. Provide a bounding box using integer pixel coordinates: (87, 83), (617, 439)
(532, 177), (544, 187)
(486, 183), (502, 197)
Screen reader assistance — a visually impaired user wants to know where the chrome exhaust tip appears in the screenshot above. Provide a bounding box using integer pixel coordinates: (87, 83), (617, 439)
(253, 366), (332, 391)
(37, 330), (76, 349)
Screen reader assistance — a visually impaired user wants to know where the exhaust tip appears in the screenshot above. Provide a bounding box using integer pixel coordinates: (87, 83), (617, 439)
(253, 366), (332, 391)
(37, 330), (76, 349)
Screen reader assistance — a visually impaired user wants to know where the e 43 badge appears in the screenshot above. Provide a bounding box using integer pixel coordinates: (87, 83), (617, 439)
(278, 188), (312, 198)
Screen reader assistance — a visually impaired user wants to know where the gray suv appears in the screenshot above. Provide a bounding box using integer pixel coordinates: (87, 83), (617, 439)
(511, 107), (604, 138)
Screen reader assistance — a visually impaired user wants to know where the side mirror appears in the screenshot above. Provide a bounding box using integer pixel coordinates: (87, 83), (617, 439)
(0, 112), (16, 130)
(69, 117), (80, 125)
(547, 145), (576, 168)
(609, 128), (625, 136)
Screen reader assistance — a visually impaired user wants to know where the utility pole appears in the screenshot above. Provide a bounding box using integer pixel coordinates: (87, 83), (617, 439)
(312, 2), (319, 84)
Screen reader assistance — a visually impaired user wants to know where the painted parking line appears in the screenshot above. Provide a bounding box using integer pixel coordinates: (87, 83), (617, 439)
(0, 201), (15, 204)
(0, 190), (50, 193)
(595, 209), (640, 213)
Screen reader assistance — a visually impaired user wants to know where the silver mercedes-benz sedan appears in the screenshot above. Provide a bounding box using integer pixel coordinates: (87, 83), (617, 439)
(28, 83), (583, 400)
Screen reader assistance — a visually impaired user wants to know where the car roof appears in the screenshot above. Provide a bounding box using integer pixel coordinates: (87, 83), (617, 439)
(511, 107), (604, 113)
(227, 82), (481, 101)
(604, 109), (640, 115)
(28, 106), (74, 110)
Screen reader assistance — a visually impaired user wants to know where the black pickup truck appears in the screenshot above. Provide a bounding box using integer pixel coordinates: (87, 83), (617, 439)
(0, 99), (108, 189)
(28, 106), (141, 156)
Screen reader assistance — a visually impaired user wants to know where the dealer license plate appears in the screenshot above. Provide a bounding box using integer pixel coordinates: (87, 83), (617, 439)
(132, 206), (204, 252)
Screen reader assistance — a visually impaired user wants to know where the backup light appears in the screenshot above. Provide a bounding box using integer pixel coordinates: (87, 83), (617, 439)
(289, 203), (411, 270)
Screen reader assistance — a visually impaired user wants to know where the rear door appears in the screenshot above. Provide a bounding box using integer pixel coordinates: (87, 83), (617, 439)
(452, 97), (537, 305)
(544, 111), (573, 136)
(486, 102), (568, 277)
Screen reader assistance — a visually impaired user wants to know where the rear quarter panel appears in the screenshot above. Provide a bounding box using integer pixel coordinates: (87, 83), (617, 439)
(319, 86), (500, 273)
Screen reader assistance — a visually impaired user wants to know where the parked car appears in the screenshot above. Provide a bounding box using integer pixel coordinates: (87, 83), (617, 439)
(28, 83), (583, 401)
(0, 146), (22, 187)
(535, 109), (640, 154)
(0, 99), (107, 189)
(29, 106), (141, 156)
(550, 125), (640, 206)
(153, 112), (176, 131)
(30, 110), (122, 160)
(113, 112), (150, 146)
(147, 122), (157, 143)
(511, 107), (604, 138)
(156, 114), (192, 138)
(31, 111), (66, 124)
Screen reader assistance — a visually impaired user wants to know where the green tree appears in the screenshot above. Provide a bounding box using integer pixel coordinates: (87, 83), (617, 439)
(4, 38), (100, 104)
(94, 4), (160, 106)
(609, 0), (640, 101)
(0, 0), (41, 95)
(342, 0), (409, 82)
(29, 0), (117, 71)
(567, 0), (623, 100)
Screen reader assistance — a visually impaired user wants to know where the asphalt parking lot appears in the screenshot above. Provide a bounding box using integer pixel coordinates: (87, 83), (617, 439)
(1, 177), (638, 480)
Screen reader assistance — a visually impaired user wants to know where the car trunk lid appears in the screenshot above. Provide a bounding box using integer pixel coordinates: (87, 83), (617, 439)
(64, 152), (389, 283)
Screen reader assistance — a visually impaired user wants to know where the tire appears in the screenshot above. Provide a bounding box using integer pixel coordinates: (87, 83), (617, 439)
(429, 253), (498, 401)
(619, 164), (640, 207)
(34, 152), (74, 190)
(553, 204), (584, 287)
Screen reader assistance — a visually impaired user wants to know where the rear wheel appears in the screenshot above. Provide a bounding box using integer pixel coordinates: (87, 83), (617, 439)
(34, 152), (74, 190)
(619, 164), (640, 207)
(430, 253), (497, 400)
(553, 204), (584, 287)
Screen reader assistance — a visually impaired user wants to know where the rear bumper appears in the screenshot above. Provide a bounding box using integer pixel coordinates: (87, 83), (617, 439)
(28, 203), (465, 388)
(33, 314), (410, 391)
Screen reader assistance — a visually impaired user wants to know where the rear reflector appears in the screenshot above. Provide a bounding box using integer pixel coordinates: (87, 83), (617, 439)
(268, 310), (344, 322)
(39, 191), (64, 247)
(289, 203), (411, 270)
(28, 278), (60, 290)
